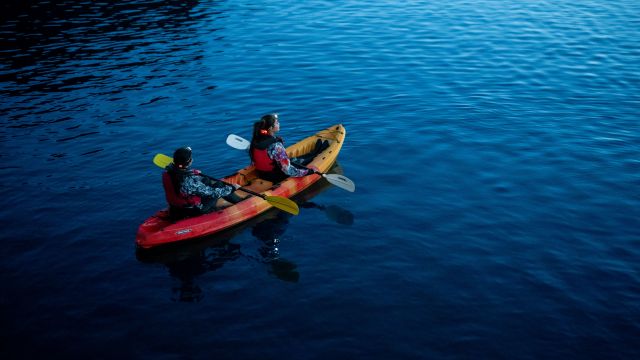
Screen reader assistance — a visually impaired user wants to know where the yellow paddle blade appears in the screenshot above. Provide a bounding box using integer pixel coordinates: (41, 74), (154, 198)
(153, 153), (173, 169)
(265, 195), (300, 216)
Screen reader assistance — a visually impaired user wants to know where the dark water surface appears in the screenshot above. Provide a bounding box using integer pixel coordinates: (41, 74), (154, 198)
(2, 0), (639, 358)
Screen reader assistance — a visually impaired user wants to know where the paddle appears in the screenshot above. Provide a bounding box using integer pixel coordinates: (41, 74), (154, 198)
(225, 134), (356, 192)
(153, 153), (299, 215)
(226, 134), (251, 151)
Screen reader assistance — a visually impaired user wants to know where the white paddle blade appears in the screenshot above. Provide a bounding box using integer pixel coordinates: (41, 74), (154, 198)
(323, 174), (356, 192)
(226, 134), (250, 150)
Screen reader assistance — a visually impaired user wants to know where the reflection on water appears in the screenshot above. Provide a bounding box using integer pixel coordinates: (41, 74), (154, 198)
(2, 0), (205, 95)
(137, 169), (355, 301)
(167, 242), (241, 302)
(1, 0), (221, 171)
(251, 211), (300, 283)
(300, 202), (355, 226)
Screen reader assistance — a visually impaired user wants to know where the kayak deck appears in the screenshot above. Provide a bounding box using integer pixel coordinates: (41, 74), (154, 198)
(136, 124), (346, 249)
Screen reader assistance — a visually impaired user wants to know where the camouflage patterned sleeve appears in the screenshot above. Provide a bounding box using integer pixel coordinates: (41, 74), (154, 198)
(269, 142), (309, 177)
(181, 175), (233, 198)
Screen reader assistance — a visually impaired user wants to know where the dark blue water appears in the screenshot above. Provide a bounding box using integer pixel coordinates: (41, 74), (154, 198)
(2, 0), (639, 358)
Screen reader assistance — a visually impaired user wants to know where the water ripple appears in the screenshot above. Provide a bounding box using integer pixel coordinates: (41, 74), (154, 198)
(1, 0), (639, 358)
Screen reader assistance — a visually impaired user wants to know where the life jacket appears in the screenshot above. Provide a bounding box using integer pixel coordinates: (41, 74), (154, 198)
(162, 165), (202, 208)
(251, 136), (280, 172)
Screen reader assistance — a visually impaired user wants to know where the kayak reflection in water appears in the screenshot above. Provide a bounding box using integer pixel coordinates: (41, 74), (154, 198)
(145, 186), (355, 299)
(155, 210), (296, 302)
(165, 242), (242, 302)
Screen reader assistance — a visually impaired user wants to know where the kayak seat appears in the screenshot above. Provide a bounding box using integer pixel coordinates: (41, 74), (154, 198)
(168, 205), (201, 221)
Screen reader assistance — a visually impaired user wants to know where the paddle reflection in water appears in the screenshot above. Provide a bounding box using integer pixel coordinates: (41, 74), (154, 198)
(250, 211), (299, 283)
(246, 170), (356, 283)
(135, 163), (355, 301)
(300, 202), (354, 226)
(293, 162), (355, 226)
(249, 194), (355, 282)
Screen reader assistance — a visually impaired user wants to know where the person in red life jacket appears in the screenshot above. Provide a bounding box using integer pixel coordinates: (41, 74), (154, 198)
(249, 113), (328, 183)
(163, 146), (243, 219)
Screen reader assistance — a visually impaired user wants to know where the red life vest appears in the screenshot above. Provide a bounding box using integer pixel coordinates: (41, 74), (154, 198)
(251, 136), (279, 172)
(162, 169), (201, 208)
(252, 147), (276, 172)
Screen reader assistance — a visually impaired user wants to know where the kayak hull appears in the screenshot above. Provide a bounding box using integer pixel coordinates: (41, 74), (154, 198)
(136, 124), (346, 249)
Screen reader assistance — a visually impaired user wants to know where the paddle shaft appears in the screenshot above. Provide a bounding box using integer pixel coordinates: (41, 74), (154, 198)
(199, 173), (269, 200)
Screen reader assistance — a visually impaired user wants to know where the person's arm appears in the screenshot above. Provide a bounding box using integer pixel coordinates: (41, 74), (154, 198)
(269, 142), (310, 177)
(182, 175), (234, 198)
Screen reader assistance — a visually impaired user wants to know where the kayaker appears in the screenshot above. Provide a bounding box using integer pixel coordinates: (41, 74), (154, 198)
(249, 113), (327, 183)
(163, 146), (243, 218)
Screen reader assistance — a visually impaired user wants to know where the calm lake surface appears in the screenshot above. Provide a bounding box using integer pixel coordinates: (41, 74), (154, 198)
(2, 0), (639, 358)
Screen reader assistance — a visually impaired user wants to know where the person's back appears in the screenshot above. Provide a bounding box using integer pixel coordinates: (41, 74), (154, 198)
(163, 146), (242, 219)
(163, 161), (202, 218)
(249, 114), (321, 183)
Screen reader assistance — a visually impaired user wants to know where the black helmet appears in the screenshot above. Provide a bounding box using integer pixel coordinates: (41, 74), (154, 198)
(260, 113), (278, 125)
(173, 146), (192, 167)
